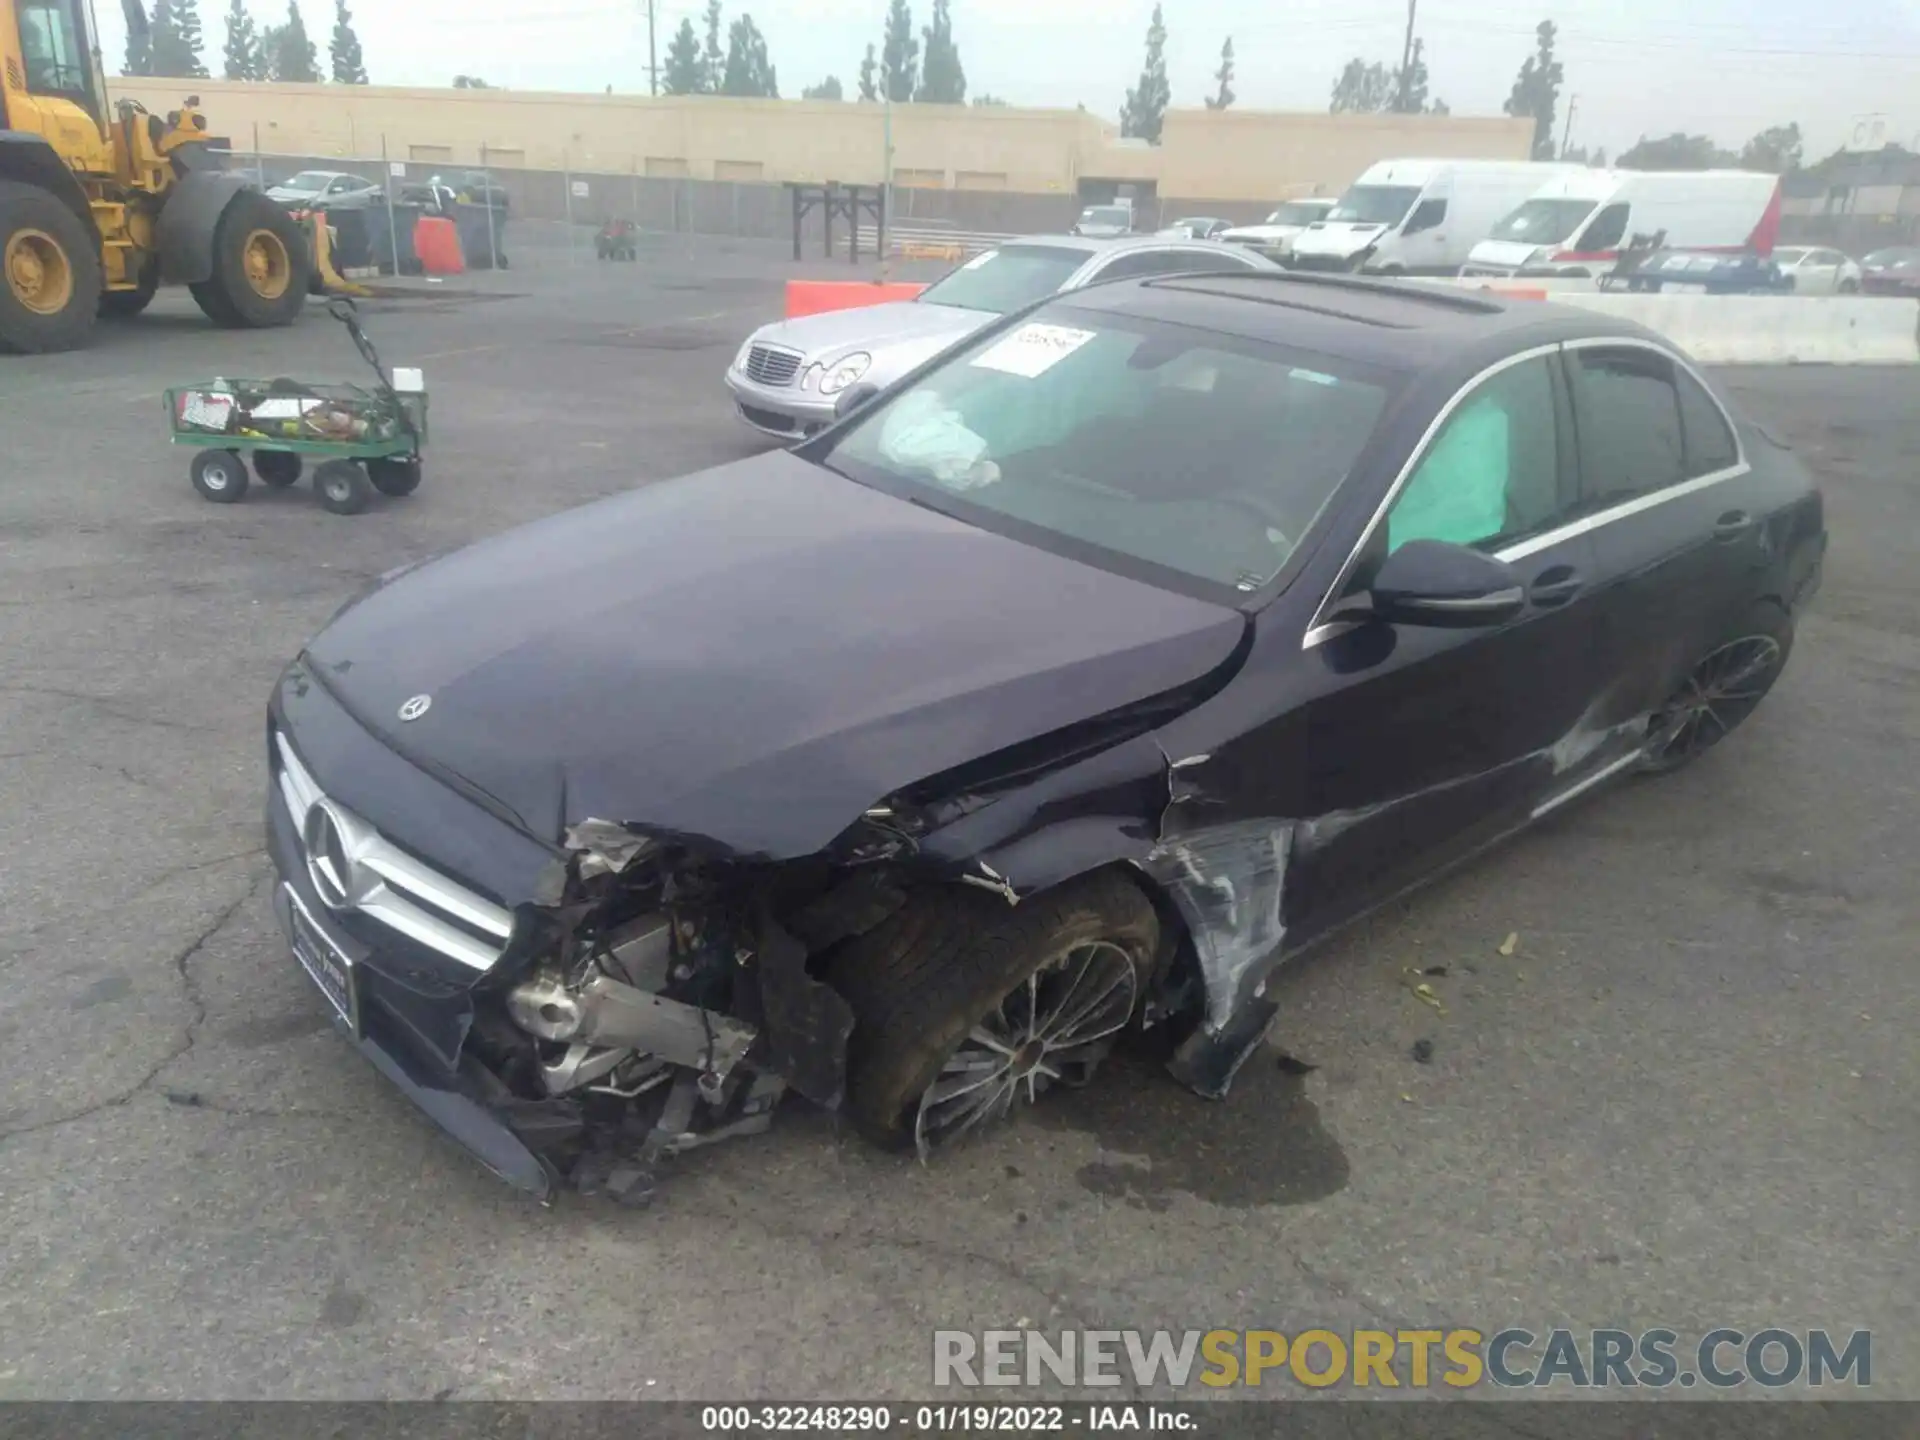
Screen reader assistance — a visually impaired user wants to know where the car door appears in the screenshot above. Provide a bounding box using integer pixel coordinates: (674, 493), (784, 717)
(1559, 339), (1769, 742)
(1237, 351), (1611, 942)
(1796, 250), (1838, 294)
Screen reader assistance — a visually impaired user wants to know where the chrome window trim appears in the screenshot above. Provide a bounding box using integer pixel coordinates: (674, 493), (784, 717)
(274, 732), (513, 972)
(1301, 335), (1749, 651)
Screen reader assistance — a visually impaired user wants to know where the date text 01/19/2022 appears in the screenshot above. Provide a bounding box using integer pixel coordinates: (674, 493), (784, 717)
(700, 1405), (1198, 1432)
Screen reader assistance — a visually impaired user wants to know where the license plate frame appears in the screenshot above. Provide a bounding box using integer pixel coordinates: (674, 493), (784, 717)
(284, 884), (359, 1034)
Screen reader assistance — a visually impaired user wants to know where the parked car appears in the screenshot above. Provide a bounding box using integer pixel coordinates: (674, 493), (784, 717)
(266, 170), (381, 211)
(1625, 248), (1792, 295)
(1860, 247), (1920, 296)
(1219, 197), (1337, 263)
(1760, 246), (1861, 295)
(724, 234), (1278, 438)
(1072, 203), (1134, 237)
(1291, 158), (1585, 274)
(265, 271), (1824, 1201)
(1465, 169), (1783, 280)
(1158, 216), (1231, 240)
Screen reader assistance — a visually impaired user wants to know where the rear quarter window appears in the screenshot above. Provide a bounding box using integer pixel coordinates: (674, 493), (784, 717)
(1675, 369), (1740, 476)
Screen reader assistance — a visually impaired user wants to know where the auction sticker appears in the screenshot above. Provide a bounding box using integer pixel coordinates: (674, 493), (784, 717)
(970, 323), (1097, 378)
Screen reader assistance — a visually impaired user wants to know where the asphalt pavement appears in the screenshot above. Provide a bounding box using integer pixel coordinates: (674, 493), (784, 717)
(0, 244), (1914, 1401)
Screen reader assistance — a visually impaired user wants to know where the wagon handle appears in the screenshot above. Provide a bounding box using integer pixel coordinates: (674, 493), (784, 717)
(325, 296), (393, 391)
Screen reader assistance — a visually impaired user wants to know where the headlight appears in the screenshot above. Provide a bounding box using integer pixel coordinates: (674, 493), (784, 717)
(800, 362), (824, 392)
(818, 353), (872, 395)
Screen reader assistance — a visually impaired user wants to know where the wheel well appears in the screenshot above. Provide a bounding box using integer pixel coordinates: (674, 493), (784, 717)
(0, 136), (100, 245)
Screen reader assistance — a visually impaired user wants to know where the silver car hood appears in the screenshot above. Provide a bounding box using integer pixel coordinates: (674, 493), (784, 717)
(750, 301), (988, 360)
(1221, 224), (1305, 243)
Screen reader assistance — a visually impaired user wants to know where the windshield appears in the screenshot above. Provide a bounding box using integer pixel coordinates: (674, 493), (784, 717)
(820, 304), (1393, 594)
(915, 245), (1089, 315)
(1865, 249), (1920, 268)
(1265, 202), (1328, 226)
(1770, 247), (1809, 265)
(18, 0), (92, 101)
(1489, 198), (1599, 245)
(1327, 185), (1422, 226)
(1079, 206), (1131, 227)
(278, 172), (335, 194)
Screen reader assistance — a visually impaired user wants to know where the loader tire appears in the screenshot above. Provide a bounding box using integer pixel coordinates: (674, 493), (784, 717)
(0, 182), (101, 354)
(190, 191), (308, 329)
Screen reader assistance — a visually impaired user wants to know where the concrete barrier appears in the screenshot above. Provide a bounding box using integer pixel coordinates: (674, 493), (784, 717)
(785, 279), (928, 319)
(1546, 294), (1920, 365)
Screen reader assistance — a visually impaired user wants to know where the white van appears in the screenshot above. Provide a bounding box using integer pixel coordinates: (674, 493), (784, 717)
(1289, 159), (1585, 275)
(1462, 169), (1783, 279)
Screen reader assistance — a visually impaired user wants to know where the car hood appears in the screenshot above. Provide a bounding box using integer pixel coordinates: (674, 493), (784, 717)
(1467, 240), (1544, 268)
(304, 450), (1245, 861)
(746, 301), (988, 364)
(1221, 224), (1304, 244)
(1293, 222), (1387, 255)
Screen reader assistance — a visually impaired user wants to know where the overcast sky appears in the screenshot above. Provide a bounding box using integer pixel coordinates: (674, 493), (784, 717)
(98, 0), (1920, 159)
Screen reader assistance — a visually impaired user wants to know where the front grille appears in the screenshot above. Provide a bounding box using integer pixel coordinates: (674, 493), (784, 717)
(274, 732), (513, 972)
(745, 344), (803, 387)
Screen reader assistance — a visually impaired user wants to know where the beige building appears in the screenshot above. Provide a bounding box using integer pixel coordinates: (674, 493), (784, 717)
(109, 77), (1531, 205)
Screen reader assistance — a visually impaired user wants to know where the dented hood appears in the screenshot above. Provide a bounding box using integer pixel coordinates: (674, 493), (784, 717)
(304, 451), (1246, 859)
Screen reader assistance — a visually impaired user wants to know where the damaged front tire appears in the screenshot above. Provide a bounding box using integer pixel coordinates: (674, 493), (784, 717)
(829, 872), (1158, 1156)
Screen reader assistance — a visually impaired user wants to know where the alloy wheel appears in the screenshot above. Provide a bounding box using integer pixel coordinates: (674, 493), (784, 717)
(1644, 635), (1783, 767)
(912, 940), (1138, 1159)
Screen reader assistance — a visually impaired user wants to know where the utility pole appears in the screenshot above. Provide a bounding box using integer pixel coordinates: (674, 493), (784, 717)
(1560, 94), (1579, 159)
(645, 0), (658, 94)
(1394, 0), (1417, 113)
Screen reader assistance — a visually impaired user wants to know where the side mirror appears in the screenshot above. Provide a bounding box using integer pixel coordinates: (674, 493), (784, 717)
(1362, 540), (1526, 629)
(833, 380), (883, 422)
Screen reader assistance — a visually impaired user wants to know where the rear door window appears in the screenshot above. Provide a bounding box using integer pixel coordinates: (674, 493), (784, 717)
(1567, 348), (1687, 507)
(1674, 369), (1740, 476)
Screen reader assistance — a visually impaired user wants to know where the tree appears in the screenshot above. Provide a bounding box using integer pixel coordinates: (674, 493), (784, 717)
(971, 92), (1008, 107)
(328, 0), (366, 83)
(856, 44), (878, 101)
(1618, 133), (1737, 171)
(880, 0), (917, 102)
(1504, 20), (1564, 160)
(802, 75), (843, 100)
(1563, 143), (1606, 166)
(452, 74), (491, 88)
(173, 0), (210, 76)
(721, 13), (777, 97)
(916, 0), (965, 103)
(701, 0), (725, 93)
(1118, 3), (1169, 143)
(663, 17), (707, 93)
(1204, 36), (1234, 110)
(1741, 123), (1804, 173)
(260, 0), (320, 79)
(1329, 58), (1392, 114)
(221, 0), (262, 78)
(124, 10), (152, 73)
(147, 0), (192, 78)
(1392, 36), (1427, 114)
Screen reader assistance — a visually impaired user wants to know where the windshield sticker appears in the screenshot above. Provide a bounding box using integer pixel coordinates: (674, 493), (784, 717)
(960, 251), (997, 271)
(1288, 368), (1340, 387)
(969, 323), (1097, 379)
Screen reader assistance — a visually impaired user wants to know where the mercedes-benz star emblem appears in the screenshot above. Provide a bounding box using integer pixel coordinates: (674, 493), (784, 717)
(398, 694), (432, 722)
(303, 802), (368, 911)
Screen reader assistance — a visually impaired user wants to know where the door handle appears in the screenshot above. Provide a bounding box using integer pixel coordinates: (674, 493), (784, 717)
(1528, 564), (1583, 608)
(1713, 509), (1755, 541)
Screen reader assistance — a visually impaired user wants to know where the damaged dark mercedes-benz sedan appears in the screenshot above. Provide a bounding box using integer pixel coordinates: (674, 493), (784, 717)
(266, 271), (1826, 1203)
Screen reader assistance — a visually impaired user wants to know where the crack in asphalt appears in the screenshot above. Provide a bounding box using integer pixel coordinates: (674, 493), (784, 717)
(0, 866), (269, 1148)
(0, 682), (207, 734)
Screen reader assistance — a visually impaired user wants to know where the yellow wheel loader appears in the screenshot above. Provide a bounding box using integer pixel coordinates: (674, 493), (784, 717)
(1, 0), (313, 352)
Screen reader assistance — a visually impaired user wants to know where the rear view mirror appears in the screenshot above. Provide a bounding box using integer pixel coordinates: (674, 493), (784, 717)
(833, 381), (883, 422)
(1366, 540), (1525, 629)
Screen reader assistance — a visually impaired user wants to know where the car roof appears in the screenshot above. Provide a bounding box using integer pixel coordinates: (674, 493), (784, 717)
(1002, 234), (1261, 259)
(1053, 270), (1670, 373)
